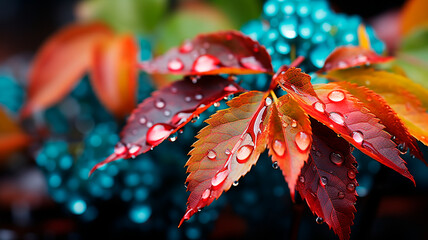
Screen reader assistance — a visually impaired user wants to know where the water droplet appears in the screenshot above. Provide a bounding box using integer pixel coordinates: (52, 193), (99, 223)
(233, 181), (239, 186)
(207, 150), (217, 160)
(348, 170), (356, 179)
(347, 183), (356, 192)
(211, 169), (228, 187)
(338, 191), (345, 199)
(184, 96), (192, 102)
(169, 133), (178, 142)
(272, 161), (279, 169)
(239, 56), (264, 71)
(291, 120), (297, 128)
(328, 90), (345, 102)
(313, 102), (325, 112)
(139, 117), (147, 125)
(155, 99), (165, 109)
(272, 139), (286, 156)
(225, 149), (231, 156)
(398, 143), (408, 154)
(315, 151), (322, 157)
(171, 87), (178, 93)
(164, 110), (171, 117)
(236, 145), (254, 163)
(265, 97), (272, 106)
(191, 76), (200, 84)
(329, 112), (345, 125)
(167, 58), (184, 72)
(214, 102), (221, 107)
(195, 94), (203, 100)
(320, 176), (328, 186)
(114, 142), (127, 155)
(146, 121), (153, 128)
(352, 162), (359, 168)
(128, 144), (141, 155)
(224, 84), (238, 92)
(179, 129), (184, 134)
(146, 124), (173, 146)
(295, 132), (310, 151)
(191, 115), (200, 123)
(330, 152), (344, 165)
(352, 131), (364, 144)
(299, 176), (305, 183)
(316, 217), (324, 224)
(184, 182), (188, 189)
(179, 41), (193, 53)
(192, 55), (220, 73)
(201, 189), (210, 200)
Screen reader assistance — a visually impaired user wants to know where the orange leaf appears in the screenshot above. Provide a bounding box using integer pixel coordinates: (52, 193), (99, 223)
(90, 34), (138, 118)
(140, 31), (273, 75)
(22, 22), (113, 118)
(0, 108), (30, 160)
(335, 81), (424, 162)
(276, 68), (414, 183)
(325, 68), (428, 146)
(267, 95), (311, 198)
(181, 91), (270, 225)
(297, 120), (358, 240)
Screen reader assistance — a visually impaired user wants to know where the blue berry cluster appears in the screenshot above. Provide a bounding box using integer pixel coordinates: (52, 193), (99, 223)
(0, 69), (24, 114)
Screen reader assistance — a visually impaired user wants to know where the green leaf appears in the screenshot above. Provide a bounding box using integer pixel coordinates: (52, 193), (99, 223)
(210, 0), (262, 28)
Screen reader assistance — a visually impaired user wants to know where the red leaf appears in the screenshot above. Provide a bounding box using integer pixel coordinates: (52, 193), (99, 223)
(90, 76), (244, 174)
(21, 22), (113, 118)
(317, 46), (393, 73)
(140, 31), (273, 75)
(90, 34), (138, 118)
(276, 68), (414, 183)
(267, 95), (312, 198)
(181, 91), (270, 226)
(335, 81), (424, 162)
(297, 120), (358, 240)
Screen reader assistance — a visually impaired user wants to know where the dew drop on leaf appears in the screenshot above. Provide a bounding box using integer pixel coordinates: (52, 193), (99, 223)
(194, 94), (203, 100)
(313, 101), (326, 113)
(139, 117), (147, 125)
(272, 161), (279, 169)
(329, 112), (345, 125)
(299, 176), (305, 183)
(191, 115), (200, 123)
(225, 149), (231, 156)
(316, 217), (324, 224)
(211, 169), (228, 187)
(201, 189), (210, 200)
(155, 98), (166, 109)
(236, 145), (254, 163)
(338, 191), (345, 199)
(348, 170), (356, 180)
(214, 102), (220, 107)
(114, 142), (127, 155)
(352, 131), (364, 144)
(167, 58), (184, 72)
(169, 133), (178, 142)
(295, 131), (310, 151)
(184, 96), (192, 102)
(128, 144), (141, 155)
(146, 121), (153, 128)
(328, 90), (345, 102)
(265, 97), (272, 106)
(347, 183), (356, 192)
(398, 143), (408, 154)
(192, 55), (220, 73)
(291, 120), (298, 128)
(320, 176), (328, 186)
(207, 150), (217, 160)
(272, 139), (286, 156)
(233, 181), (239, 186)
(329, 152), (344, 166)
(164, 110), (171, 117)
(146, 123), (173, 146)
(179, 41), (193, 53)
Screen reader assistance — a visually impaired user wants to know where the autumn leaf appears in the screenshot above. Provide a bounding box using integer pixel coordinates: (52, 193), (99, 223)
(90, 34), (138, 118)
(325, 68), (428, 146)
(181, 91), (271, 225)
(297, 119), (358, 240)
(140, 31), (273, 75)
(267, 95), (311, 198)
(90, 75), (243, 175)
(317, 46), (392, 73)
(0, 108), (30, 161)
(276, 68), (414, 183)
(334, 82), (424, 162)
(22, 22), (114, 118)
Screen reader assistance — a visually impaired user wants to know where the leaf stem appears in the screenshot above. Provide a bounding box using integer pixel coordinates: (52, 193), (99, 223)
(270, 90), (279, 103)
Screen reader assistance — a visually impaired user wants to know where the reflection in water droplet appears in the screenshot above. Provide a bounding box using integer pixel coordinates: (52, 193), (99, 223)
(338, 191), (345, 199)
(224, 84), (238, 92)
(169, 133), (178, 142)
(236, 145), (254, 163)
(347, 183), (356, 192)
(348, 170), (356, 179)
(214, 102), (221, 107)
(114, 142), (127, 155)
(272, 139), (286, 156)
(211, 169), (228, 187)
(192, 55), (221, 73)
(207, 150), (217, 160)
(329, 112), (345, 125)
(155, 99), (165, 109)
(128, 145), (141, 155)
(398, 143), (408, 154)
(328, 90), (345, 102)
(201, 189), (210, 200)
(191, 115), (200, 123)
(295, 132), (310, 151)
(313, 102), (325, 112)
(167, 58), (184, 72)
(233, 181), (239, 186)
(352, 131), (364, 144)
(146, 124), (173, 146)
(330, 152), (344, 165)
(265, 97), (272, 106)
(320, 176), (328, 186)
(272, 161), (279, 169)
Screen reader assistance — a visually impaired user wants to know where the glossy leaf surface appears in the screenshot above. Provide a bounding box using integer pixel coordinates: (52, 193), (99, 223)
(140, 31), (273, 75)
(90, 76), (243, 174)
(22, 22), (113, 118)
(325, 68), (428, 146)
(297, 120), (358, 240)
(276, 68), (414, 183)
(318, 46), (392, 73)
(335, 82), (423, 161)
(267, 95), (311, 198)
(90, 34), (138, 118)
(181, 91), (269, 225)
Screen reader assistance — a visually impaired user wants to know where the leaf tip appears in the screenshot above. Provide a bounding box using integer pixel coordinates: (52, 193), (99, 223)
(179, 208), (196, 227)
(89, 153), (122, 177)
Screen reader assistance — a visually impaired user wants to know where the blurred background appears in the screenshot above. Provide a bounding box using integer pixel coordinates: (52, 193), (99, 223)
(0, 0), (428, 239)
